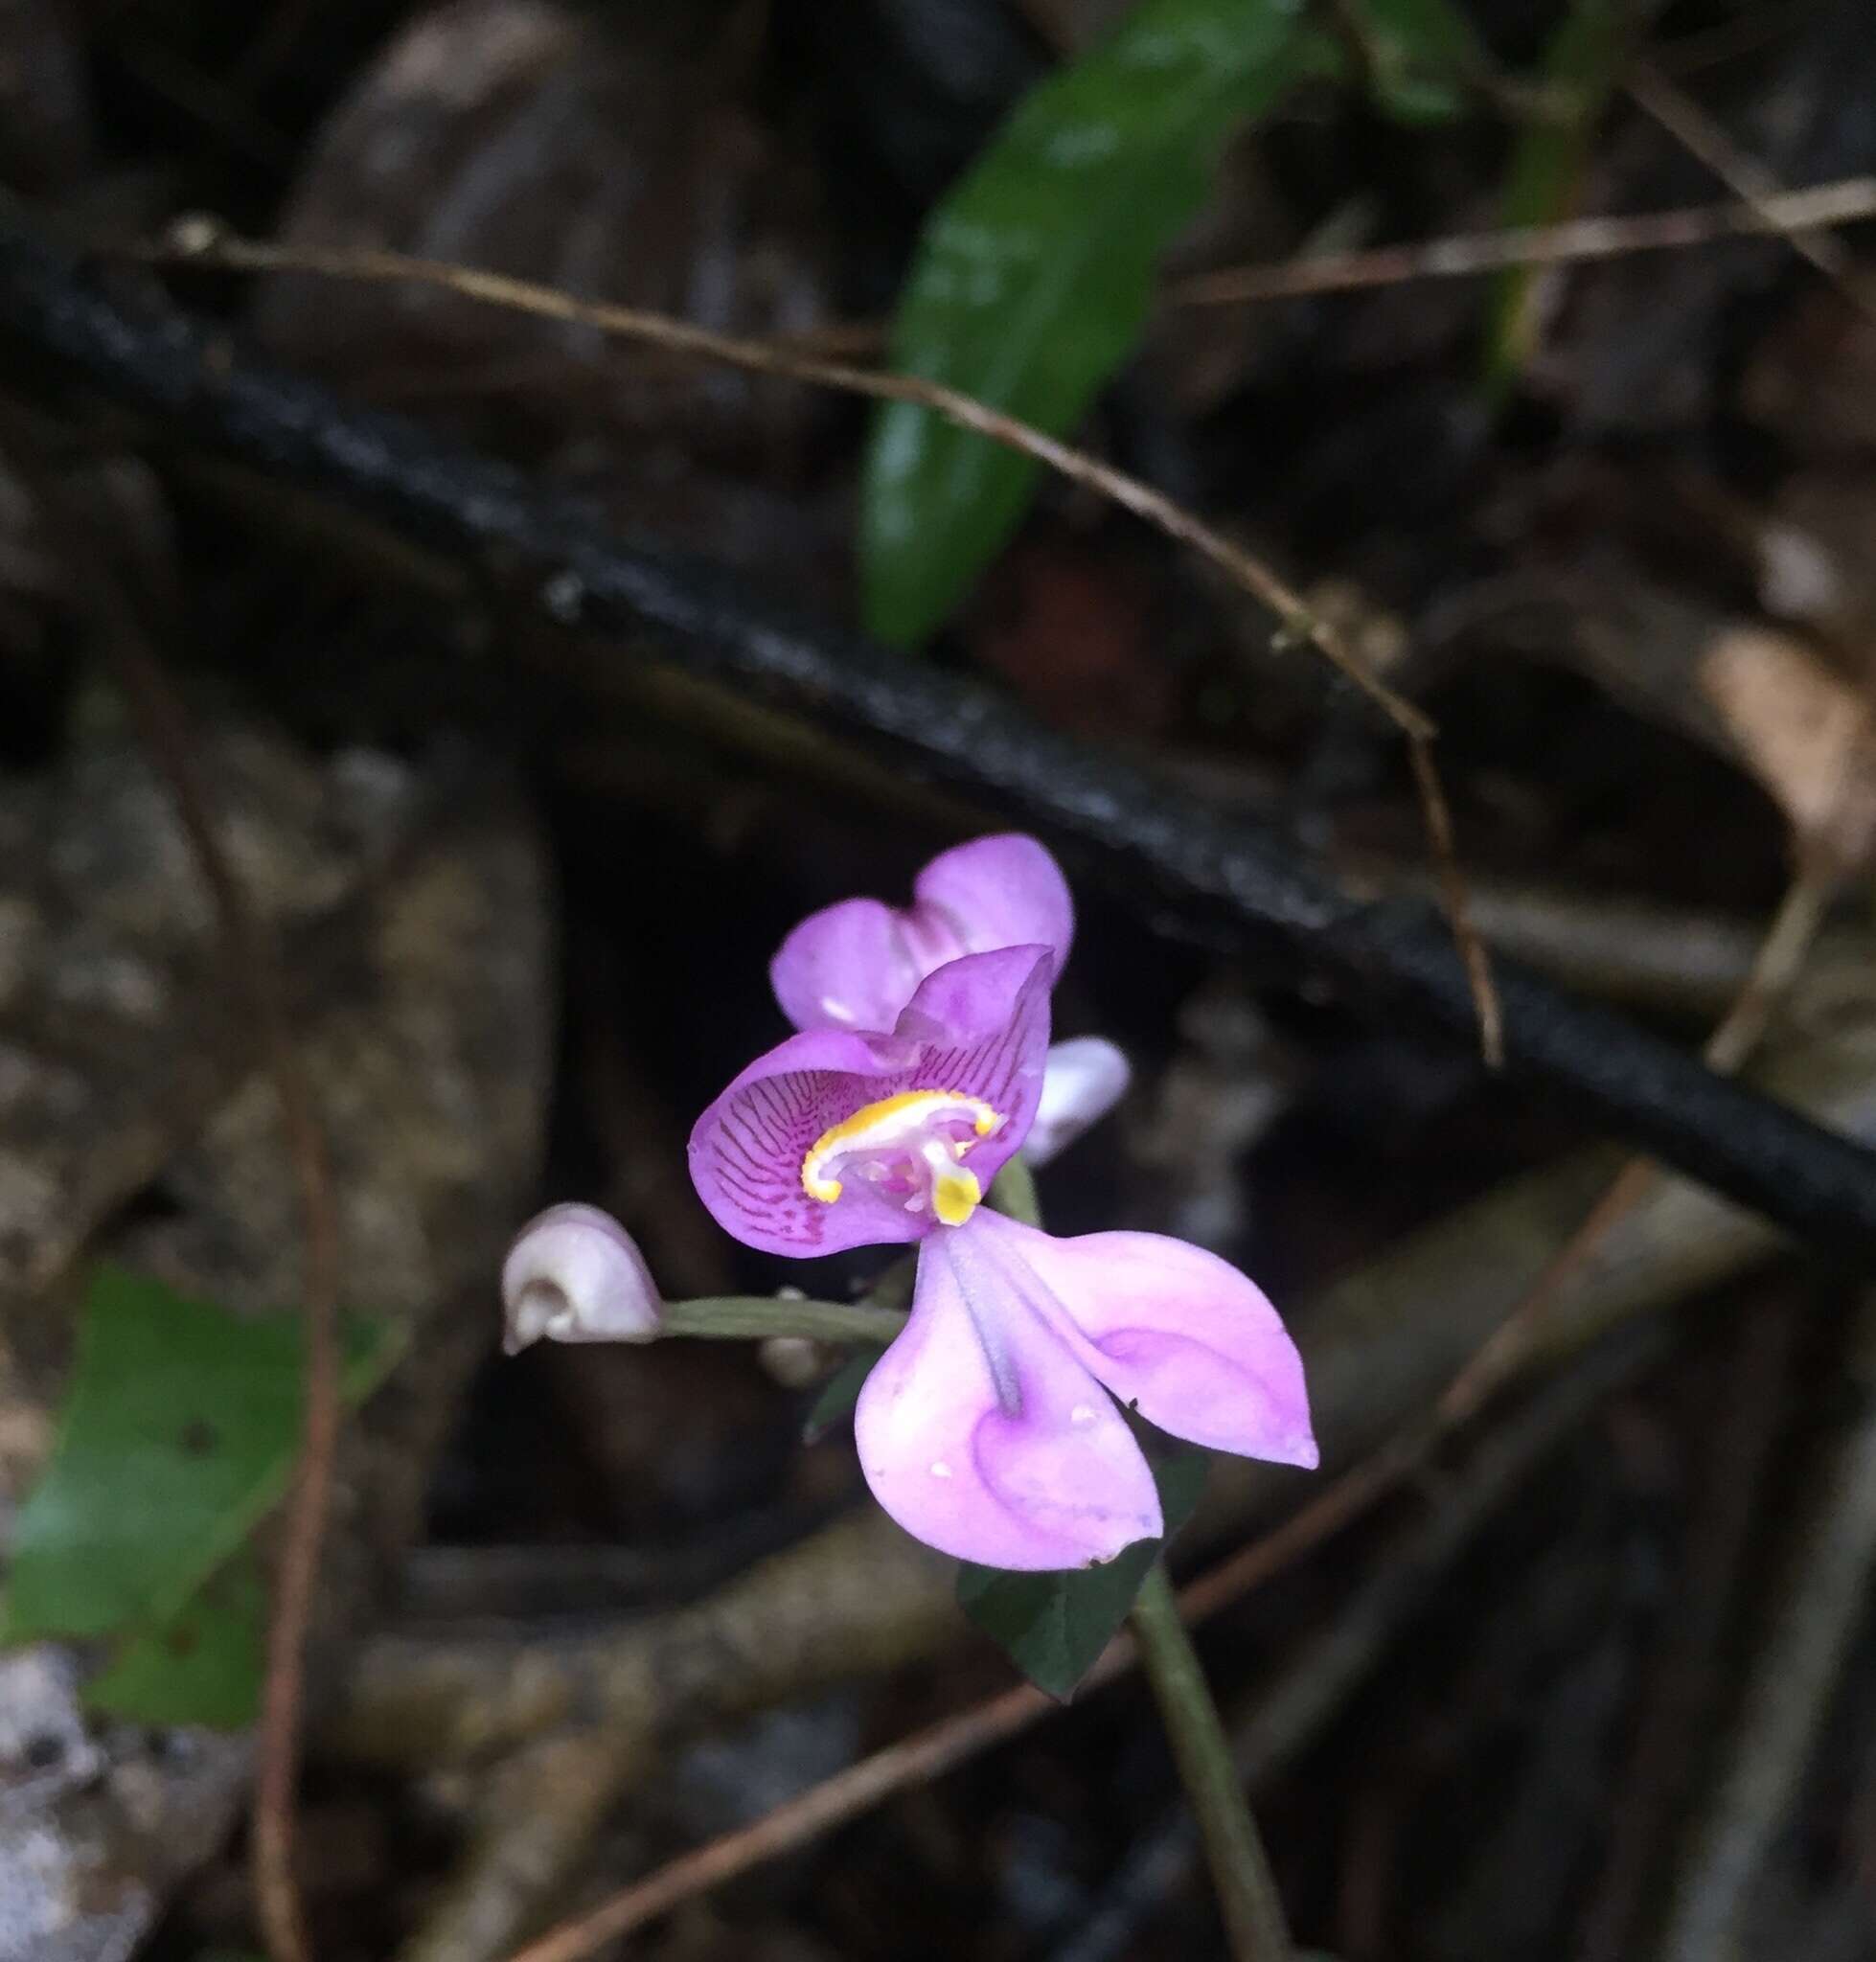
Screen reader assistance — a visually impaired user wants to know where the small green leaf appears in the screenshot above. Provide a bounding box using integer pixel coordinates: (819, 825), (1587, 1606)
(85, 1552), (266, 1728)
(1483, 0), (1622, 389)
(957, 1444), (1208, 1699)
(986, 1153), (1041, 1228)
(1345, 0), (1485, 124)
(2, 1263), (400, 1731)
(862, 0), (1338, 647)
(802, 1346), (887, 1443)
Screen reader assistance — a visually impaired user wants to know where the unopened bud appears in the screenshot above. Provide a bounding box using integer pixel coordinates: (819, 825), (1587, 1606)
(1026, 1038), (1132, 1167)
(501, 1203), (662, 1354)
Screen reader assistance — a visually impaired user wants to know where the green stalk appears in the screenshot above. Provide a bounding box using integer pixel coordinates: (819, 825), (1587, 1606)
(1129, 1563), (1293, 1960)
(662, 1296), (907, 1345)
(986, 1152), (1041, 1226)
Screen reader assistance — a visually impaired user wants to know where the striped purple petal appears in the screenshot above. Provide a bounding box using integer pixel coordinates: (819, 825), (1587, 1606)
(689, 946), (1053, 1258)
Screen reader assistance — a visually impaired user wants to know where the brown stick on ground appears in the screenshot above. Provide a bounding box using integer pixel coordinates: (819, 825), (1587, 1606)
(128, 219), (1506, 1068)
(1652, 1289), (1876, 1961)
(1171, 177), (1876, 308)
(1625, 64), (1876, 321)
(105, 610), (342, 1962)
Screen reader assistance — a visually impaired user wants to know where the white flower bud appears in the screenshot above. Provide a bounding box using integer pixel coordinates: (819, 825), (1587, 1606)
(1025, 1037), (1132, 1168)
(501, 1203), (662, 1354)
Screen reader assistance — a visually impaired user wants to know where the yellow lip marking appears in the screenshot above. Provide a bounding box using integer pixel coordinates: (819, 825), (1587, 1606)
(801, 1088), (1004, 1213)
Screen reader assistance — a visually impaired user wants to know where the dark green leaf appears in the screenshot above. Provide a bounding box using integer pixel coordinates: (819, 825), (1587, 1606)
(84, 1552), (266, 1728)
(803, 1346), (887, 1443)
(861, 0), (1336, 646)
(1345, 0), (1485, 124)
(957, 1444), (1208, 1700)
(1483, 0), (1622, 388)
(3, 1264), (399, 1684)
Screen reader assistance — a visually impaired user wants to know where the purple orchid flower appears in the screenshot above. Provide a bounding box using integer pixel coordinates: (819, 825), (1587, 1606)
(690, 946), (1315, 1572)
(770, 833), (1127, 1166)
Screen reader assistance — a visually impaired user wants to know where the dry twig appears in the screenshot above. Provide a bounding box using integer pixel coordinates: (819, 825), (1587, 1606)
(1624, 63), (1876, 319)
(1172, 176), (1876, 307)
(129, 217), (1504, 1066)
(1437, 859), (1836, 1431)
(103, 607), (341, 1962)
(1652, 1289), (1876, 1961)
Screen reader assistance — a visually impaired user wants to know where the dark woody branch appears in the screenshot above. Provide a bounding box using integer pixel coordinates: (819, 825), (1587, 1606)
(3, 210), (1874, 1251)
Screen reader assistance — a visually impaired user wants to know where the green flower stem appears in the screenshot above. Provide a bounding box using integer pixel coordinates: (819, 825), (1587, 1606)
(662, 1297), (907, 1346)
(1130, 1563), (1293, 1961)
(986, 1152), (1041, 1226)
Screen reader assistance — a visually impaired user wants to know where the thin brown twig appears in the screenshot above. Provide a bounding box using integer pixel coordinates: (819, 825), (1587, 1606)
(493, 1435), (1410, 1962)
(499, 1672), (1068, 1962)
(105, 616), (342, 1962)
(1407, 733), (1502, 1067)
(126, 217), (1508, 1064)
(1624, 63), (1876, 321)
(1171, 176), (1876, 308)
(140, 223), (1427, 737)
(1437, 857), (1836, 1430)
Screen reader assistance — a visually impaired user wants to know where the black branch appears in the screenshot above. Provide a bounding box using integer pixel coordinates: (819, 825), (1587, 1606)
(3, 213), (1874, 1255)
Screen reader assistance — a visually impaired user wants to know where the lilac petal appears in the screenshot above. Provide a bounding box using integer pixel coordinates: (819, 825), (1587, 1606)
(1026, 1037), (1132, 1167)
(501, 1203), (662, 1354)
(770, 898), (919, 1035)
(769, 834), (1074, 1034)
(855, 1223), (1162, 1569)
(967, 1210), (1317, 1469)
(910, 834), (1074, 981)
(689, 947), (1053, 1259)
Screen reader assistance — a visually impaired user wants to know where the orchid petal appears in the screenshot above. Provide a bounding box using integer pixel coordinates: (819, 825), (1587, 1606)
(855, 1221), (1162, 1569)
(770, 898), (918, 1035)
(501, 1203), (662, 1353)
(770, 834), (1074, 1033)
(1026, 1037), (1132, 1167)
(910, 834), (1074, 980)
(690, 947), (1053, 1259)
(966, 1210), (1316, 1469)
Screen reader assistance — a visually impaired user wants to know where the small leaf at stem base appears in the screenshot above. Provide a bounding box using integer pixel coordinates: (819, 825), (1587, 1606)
(956, 1439), (1207, 1699)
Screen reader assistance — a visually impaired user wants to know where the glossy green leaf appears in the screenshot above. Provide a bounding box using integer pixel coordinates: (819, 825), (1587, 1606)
(862, 0), (1336, 647)
(1483, 0), (1622, 389)
(2, 1263), (399, 1730)
(1345, 0), (1485, 124)
(956, 1444), (1208, 1700)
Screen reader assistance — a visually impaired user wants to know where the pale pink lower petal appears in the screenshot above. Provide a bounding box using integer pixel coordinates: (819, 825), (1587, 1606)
(912, 834), (1073, 981)
(855, 1223), (1163, 1570)
(770, 898), (922, 1035)
(966, 1211), (1317, 1469)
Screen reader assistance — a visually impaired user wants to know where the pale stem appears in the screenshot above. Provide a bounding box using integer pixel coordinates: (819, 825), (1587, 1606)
(662, 1297), (907, 1345)
(1129, 1563), (1293, 1961)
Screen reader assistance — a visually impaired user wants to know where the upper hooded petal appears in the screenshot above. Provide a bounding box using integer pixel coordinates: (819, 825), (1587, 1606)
(689, 947), (1054, 1259)
(910, 835), (1073, 981)
(770, 898), (920, 1035)
(854, 1219), (1162, 1569)
(770, 834), (1074, 1034)
(964, 1209), (1317, 1469)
